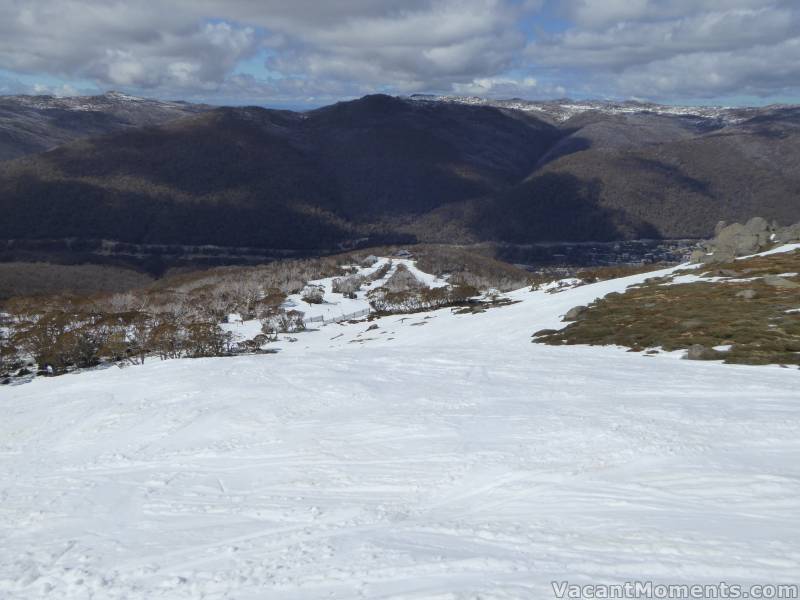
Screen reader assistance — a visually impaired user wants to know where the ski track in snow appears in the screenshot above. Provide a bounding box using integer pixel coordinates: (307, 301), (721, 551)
(1, 257), (799, 599)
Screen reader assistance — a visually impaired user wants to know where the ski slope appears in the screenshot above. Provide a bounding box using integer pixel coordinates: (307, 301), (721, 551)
(1, 259), (799, 599)
(280, 258), (449, 324)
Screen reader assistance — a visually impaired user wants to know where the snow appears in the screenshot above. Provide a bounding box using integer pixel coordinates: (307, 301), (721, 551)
(1, 262), (799, 598)
(408, 94), (753, 124)
(664, 273), (706, 285)
(220, 318), (262, 343)
(667, 273), (760, 285)
(282, 258), (449, 324)
(738, 243), (800, 259)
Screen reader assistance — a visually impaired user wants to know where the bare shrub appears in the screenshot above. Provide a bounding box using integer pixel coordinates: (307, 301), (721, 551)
(332, 275), (364, 298)
(301, 285), (325, 304)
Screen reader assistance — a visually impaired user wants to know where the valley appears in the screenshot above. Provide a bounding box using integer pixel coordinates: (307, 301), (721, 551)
(1, 93), (798, 272)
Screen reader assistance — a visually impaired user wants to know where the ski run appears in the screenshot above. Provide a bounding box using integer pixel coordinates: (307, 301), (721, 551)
(1, 249), (799, 599)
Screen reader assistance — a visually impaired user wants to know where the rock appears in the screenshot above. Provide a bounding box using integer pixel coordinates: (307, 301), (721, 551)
(366, 324), (379, 331)
(686, 344), (718, 360)
(701, 217), (775, 263)
(736, 289), (757, 299)
(695, 217), (800, 263)
(690, 249), (707, 263)
(775, 222), (800, 244)
(715, 269), (739, 277)
(563, 305), (588, 321)
(744, 216), (769, 234)
(763, 275), (800, 289)
(680, 319), (704, 330)
(532, 328), (557, 338)
(701, 247), (735, 264)
(725, 229), (761, 256)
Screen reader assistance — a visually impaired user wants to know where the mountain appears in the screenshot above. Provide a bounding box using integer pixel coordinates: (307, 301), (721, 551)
(0, 91), (211, 161)
(407, 94), (773, 125)
(410, 96), (800, 240)
(0, 92), (799, 257)
(0, 95), (560, 250)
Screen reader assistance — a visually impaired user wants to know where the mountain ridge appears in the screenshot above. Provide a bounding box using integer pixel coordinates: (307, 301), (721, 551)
(0, 92), (799, 254)
(0, 91), (212, 161)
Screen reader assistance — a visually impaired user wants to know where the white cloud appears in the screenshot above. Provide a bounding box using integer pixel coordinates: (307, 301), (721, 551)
(0, 0), (798, 104)
(0, 0), (532, 100)
(0, 2), (258, 91)
(452, 76), (538, 95)
(529, 0), (800, 100)
(31, 82), (79, 97)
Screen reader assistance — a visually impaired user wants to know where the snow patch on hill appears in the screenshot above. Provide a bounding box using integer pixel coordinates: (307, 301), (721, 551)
(407, 94), (775, 124)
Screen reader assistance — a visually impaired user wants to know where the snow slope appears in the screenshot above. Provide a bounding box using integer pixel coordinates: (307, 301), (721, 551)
(279, 258), (448, 324)
(1, 261), (799, 599)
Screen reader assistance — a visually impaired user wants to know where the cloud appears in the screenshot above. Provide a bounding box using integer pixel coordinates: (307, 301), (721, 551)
(528, 0), (800, 100)
(0, 0), (798, 104)
(237, 0), (532, 96)
(615, 37), (800, 98)
(0, 3), (259, 90)
(0, 0), (533, 102)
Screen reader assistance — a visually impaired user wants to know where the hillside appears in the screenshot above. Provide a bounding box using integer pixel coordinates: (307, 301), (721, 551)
(529, 108), (800, 238)
(0, 96), (560, 249)
(0, 91), (210, 162)
(2, 248), (799, 598)
(0, 94), (799, 256)
(537, 244), (800, 365)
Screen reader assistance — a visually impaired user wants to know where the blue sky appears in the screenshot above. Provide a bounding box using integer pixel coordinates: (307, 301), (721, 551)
(1, 1), (799, 109)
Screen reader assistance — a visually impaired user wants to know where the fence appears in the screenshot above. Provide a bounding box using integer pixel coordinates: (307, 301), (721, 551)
(304, 307), (370, 325)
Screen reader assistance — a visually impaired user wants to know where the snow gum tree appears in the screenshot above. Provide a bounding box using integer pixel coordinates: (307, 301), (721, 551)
(301, 285), (325, 304)
(0, 326), (17, 376)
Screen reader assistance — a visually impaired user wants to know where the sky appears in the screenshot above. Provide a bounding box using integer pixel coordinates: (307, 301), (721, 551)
(1, 0), (799, 109)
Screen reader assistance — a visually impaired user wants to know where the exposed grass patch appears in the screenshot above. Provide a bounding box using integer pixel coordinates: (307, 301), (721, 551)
(536, 250), (800, 367)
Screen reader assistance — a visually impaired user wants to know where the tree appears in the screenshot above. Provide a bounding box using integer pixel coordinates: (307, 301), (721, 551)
(149, 319), (183, 360)
(254, 289), (287, 320)
(260, 308), (305, 335)
(0, 328), (17, 377)
(57, 313), (105, 369)
(13, 311), (71, 373)
(238, 333), (272, 353)
(185, 322), (230, 358)
(301, 284), (325, 304)
(332, 275), (363, 299)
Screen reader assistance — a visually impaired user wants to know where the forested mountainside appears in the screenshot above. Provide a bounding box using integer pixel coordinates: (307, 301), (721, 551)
(0, 91), (211, 161)
(1, 93), (799, 251)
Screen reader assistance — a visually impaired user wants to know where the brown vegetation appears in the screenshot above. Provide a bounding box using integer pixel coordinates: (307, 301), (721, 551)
(536, 250), (800, 366)
(0, 262), (154, 300)
(0, 245), (535, 380)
